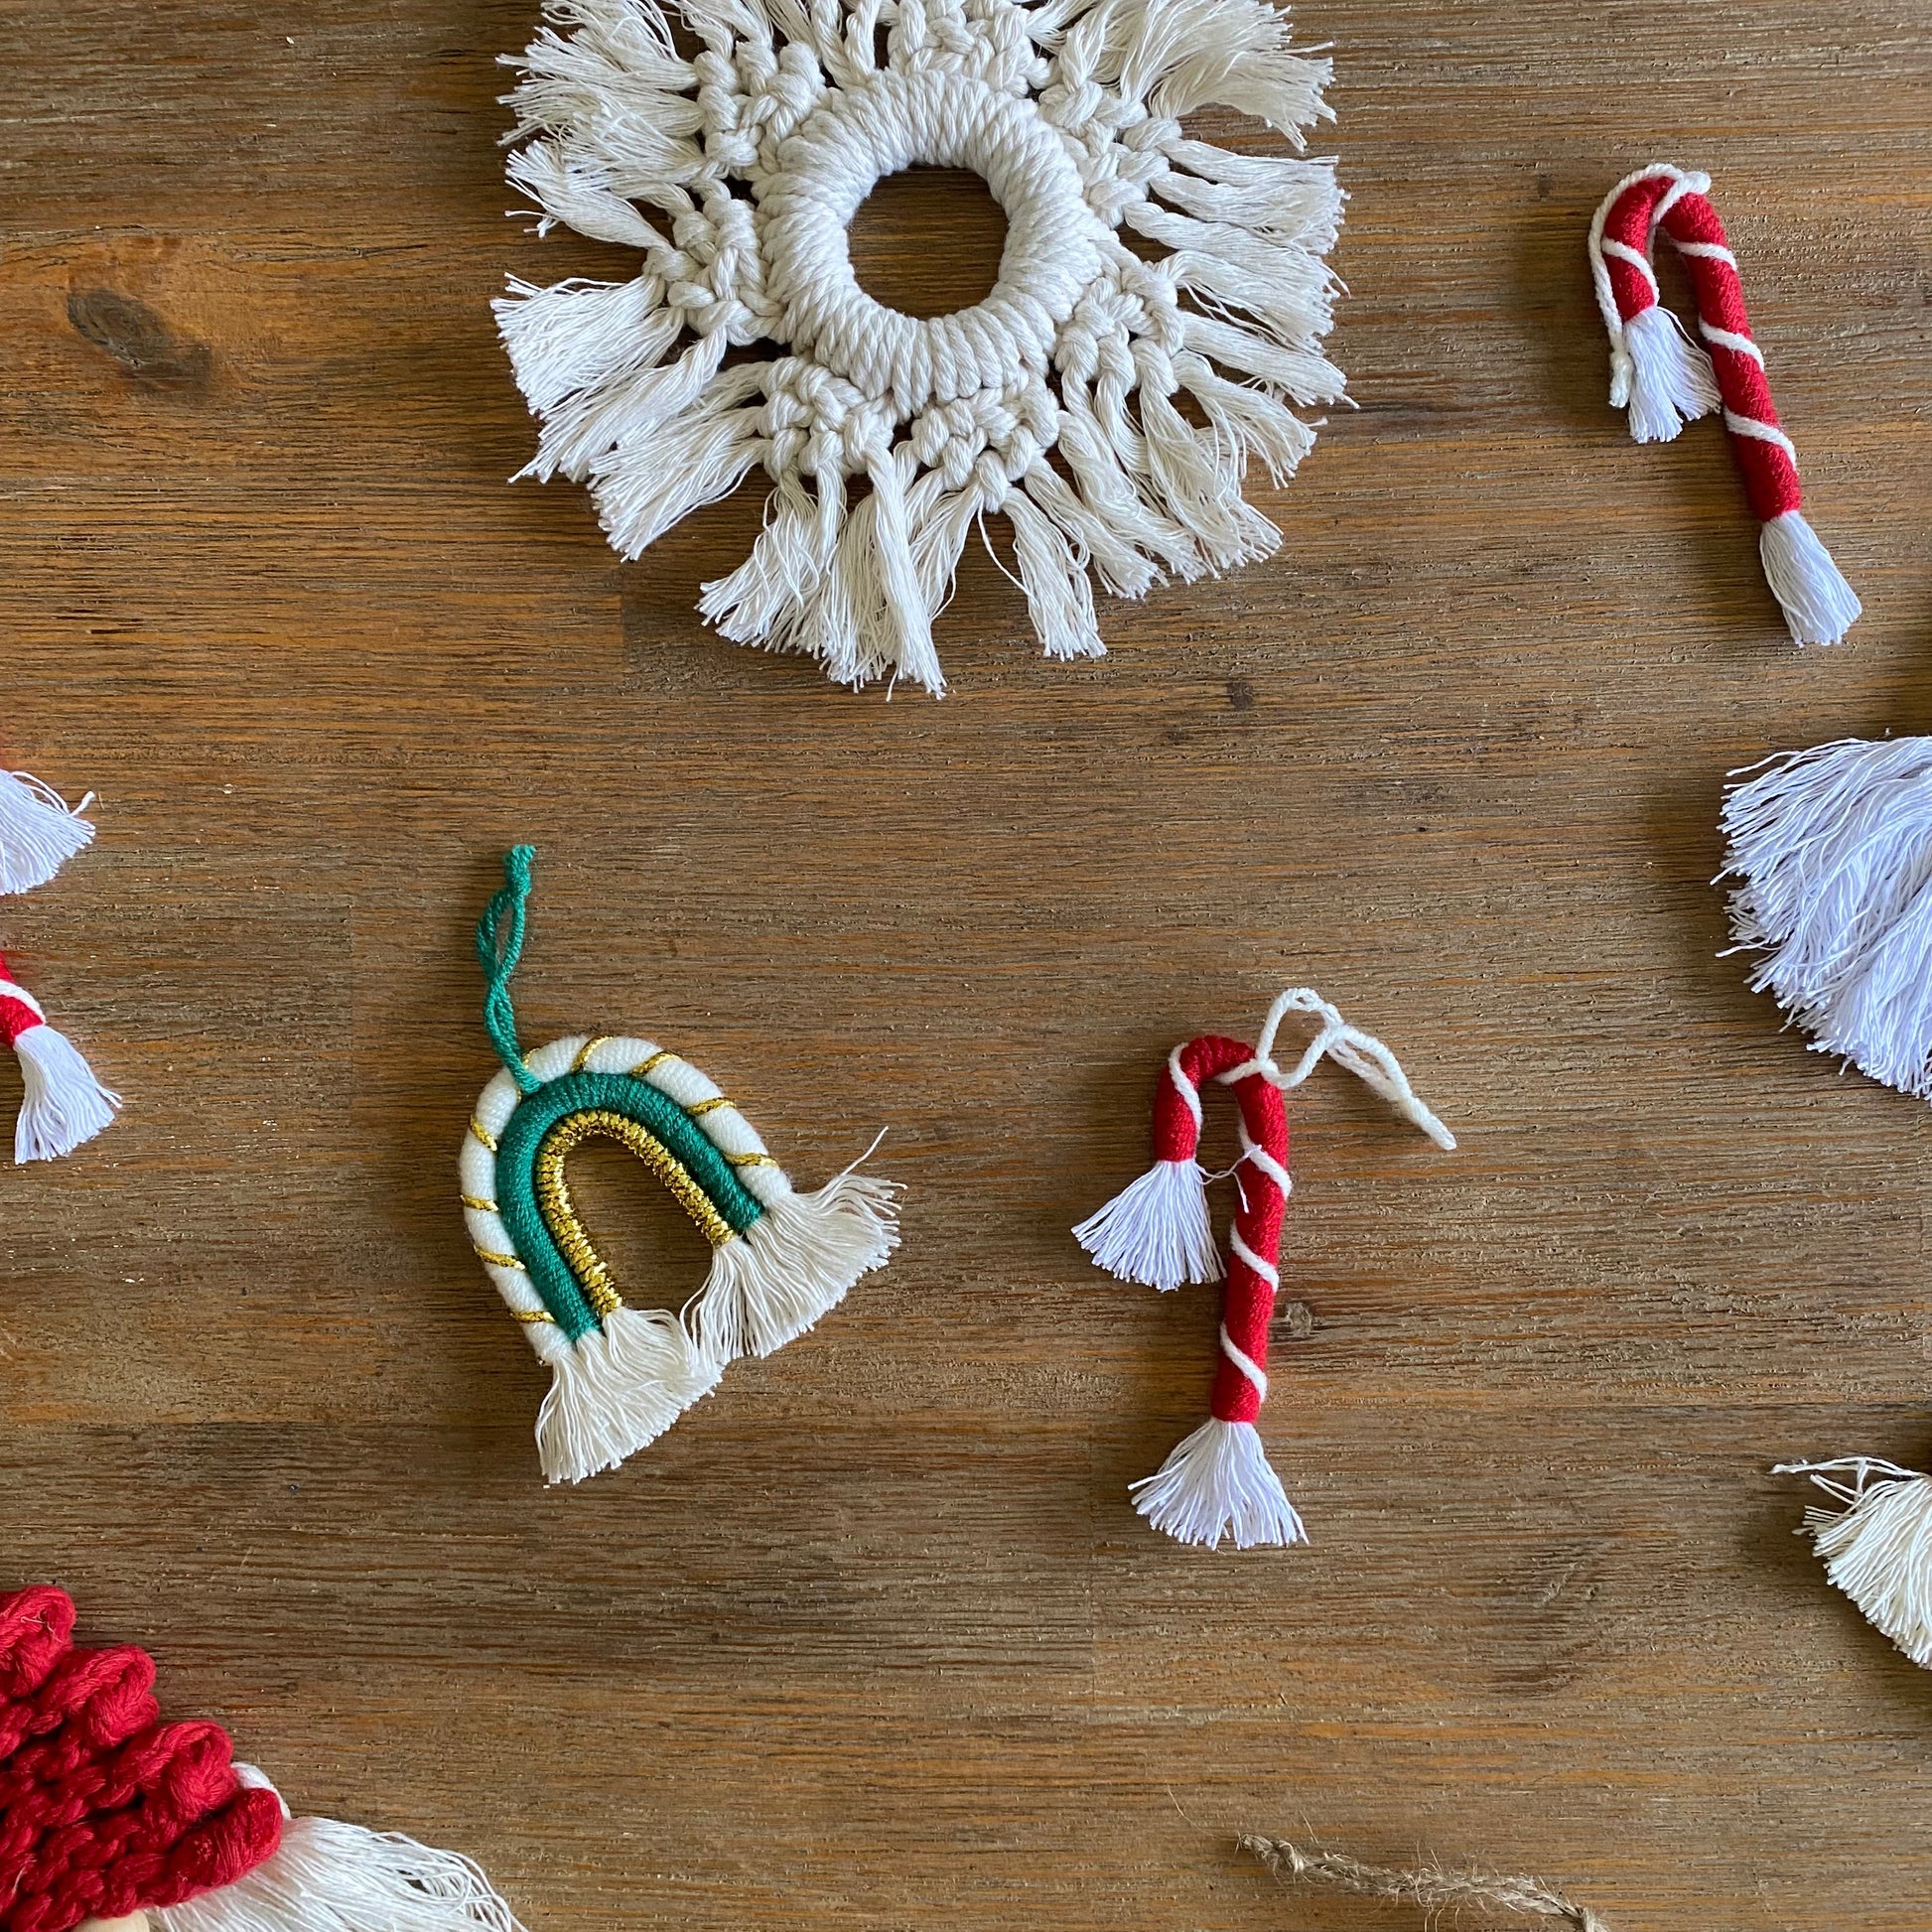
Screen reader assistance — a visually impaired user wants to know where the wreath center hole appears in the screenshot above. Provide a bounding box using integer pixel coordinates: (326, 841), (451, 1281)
(849, 167), (1008, 319)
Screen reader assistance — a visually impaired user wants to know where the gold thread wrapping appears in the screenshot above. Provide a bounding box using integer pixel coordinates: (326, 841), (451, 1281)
(510, 1309), (557, 1323)
(572, 1035), (613, 1072)
(534, 1109), (736, 1319)
(461, 1193), (499, 1214)
(686, 1095), (734, 1117)
(630, 1049), (675, 1077)
(470, 1117), (499, 1153)
(477, 1248), (527, 1271)
(728, 1152), (778, 1168)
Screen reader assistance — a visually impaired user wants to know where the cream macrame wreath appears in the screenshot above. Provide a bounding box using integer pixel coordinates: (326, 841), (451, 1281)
(496, 0), (1344, 692)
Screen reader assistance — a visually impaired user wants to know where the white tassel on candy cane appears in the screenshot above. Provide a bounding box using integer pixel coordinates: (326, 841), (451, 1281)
(0, 957), (119, 1162)
(1720, 737), (1932, 1098)
(0, 768), (94, 897)
(152, 1770), (527, 1932)
(1776, 1457), (1932, 1668)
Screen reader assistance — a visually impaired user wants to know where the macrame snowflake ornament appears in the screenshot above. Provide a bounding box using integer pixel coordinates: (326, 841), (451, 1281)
(496, 0), (1344, 692)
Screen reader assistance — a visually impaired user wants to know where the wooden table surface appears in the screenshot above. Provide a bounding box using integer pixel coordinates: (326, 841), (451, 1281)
(4, 3), (1931, 1928)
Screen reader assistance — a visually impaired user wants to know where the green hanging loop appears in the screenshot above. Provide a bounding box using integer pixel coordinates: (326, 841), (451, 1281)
(477, 845), (541, 1094)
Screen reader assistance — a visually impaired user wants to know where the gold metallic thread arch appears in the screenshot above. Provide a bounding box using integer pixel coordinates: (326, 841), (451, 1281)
(533, 1108), (739, 1320)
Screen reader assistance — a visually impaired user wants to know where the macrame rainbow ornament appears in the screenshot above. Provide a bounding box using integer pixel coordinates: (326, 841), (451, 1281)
(462, 847), (898, 1482)
(0, 950), (118, 1163)
(495, 0), (1344, 693)
(1075, 988), (1454, 1550)
(0, 1583), (523, 1932)
(1587, 162), (1860, 647)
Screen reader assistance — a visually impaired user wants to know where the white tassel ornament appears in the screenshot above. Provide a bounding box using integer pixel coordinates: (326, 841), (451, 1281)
(0, 768), (94, 897)
(1720, 737), (1932, 1098)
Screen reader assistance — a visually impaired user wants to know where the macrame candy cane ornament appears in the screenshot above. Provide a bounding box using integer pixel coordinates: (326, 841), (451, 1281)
(0, 1584), (523, 1932)
(0, 769), (93, 897)
(1075, 989), (1454, 1550)
(1588, 162), (1861, 647)
(0, 950), (118, 1162)
(462, 847), (898, 1482)
(495, 0), (1345, 694)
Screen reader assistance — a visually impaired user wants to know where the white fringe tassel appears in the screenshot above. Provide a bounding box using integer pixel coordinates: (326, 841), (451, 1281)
(1777, 1457), (1932, 1668)
(1131, 1417), (1306, 1550)
(0, 770), (94, 897)
(1616, 303), (1720, 444)
(690, 1164), (900, 1364)
(1759, 507), (1862, 647)
(153, 1810), (526, 1932)
(535, 1306), (723, 1484)
(1072, 1158), (1222, 1294)
(13, 1023), (120, 1163)
(1720, 736), (1932, 1097)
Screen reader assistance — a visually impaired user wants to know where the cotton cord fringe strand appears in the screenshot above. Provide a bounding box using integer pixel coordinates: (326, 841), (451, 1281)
(1074, 988), (1452, 1550)
(495, 0), (1345, 693)
(1240, 1836), (1616, 1932)
(1587, 162), (1860, 646)
(462, 847), (898, 1481)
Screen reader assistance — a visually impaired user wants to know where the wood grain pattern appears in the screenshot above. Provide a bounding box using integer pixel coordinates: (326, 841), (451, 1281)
(3, 3), (1931, 1927)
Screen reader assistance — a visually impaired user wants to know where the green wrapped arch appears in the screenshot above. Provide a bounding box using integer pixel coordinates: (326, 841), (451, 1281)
(497, 1070), (766, 1342)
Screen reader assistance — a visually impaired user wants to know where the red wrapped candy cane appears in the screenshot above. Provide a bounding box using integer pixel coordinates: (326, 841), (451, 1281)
(1075, 989), (1454, 1550)
(1587, 161), (1860, 646)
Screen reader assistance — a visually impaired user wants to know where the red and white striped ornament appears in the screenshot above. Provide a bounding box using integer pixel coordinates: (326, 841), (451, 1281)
(0, 951), (119, 1162)
(1075, 989), (1454, 1551)
(1587, 161), (1861, 647)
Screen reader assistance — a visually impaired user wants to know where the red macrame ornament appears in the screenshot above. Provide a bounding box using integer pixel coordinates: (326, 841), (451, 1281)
(0, 1587), (522, 1932)
(0, 955), (119, 1163)
(0, 1587), (279, 1932)
(1587, 161), (1860, 647)
(1075, 990), (1454, 1551)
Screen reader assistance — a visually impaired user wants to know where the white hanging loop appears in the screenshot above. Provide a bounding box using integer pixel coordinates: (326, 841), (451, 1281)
(1249, 987), (1456, 1151)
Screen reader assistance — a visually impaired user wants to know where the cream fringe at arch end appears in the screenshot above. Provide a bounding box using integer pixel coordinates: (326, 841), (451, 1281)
(495, 0), (1345, 694)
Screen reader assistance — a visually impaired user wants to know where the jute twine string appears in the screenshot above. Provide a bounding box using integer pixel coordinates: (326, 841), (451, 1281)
(1239, 1837), (1615, 1932)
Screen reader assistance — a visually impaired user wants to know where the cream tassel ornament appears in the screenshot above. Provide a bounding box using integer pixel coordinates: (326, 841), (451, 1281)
(1777, 1456), (1932, 1668)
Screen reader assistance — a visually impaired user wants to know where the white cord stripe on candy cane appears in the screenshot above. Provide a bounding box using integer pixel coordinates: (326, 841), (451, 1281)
(1674, 239), (1737, 267)
(0, 981), (46, 1024)
(1651, 172), (1704, 226)
(1167, 1043), (1204, 1134)
(1218, 1323), (1268, 1398)
(1598, 237), (1659, 296)
(1238, 1127), (1292, 1195)
(1699, 322), (1763, 365)
(1724, 410), (1799, 463)
(1227, 1228), (1280, 1288)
